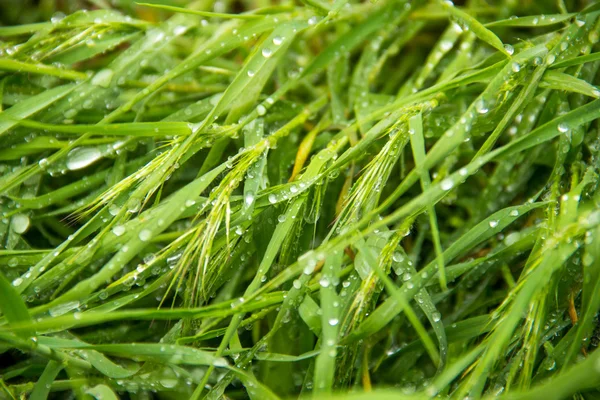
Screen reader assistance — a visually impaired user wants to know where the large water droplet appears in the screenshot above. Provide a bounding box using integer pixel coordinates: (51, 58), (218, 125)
(91, 68), (114, 88)
(261, 47), (273, 58)
(557, 123), (569, 133)
(49, 300), (80, 317)
(138, 229), (151, 242)
(66, 147), (102, 171)
(244, 191), (255, 206)
(475, 99), (489, 114)
(440, 40), (453, 52)
(392, 252), (404, 262)
(440, 178), (454, 191)
(11, 214), (30, 234)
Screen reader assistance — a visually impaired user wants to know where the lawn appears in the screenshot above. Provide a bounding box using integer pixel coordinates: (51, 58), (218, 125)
(1, 0), (600, 399)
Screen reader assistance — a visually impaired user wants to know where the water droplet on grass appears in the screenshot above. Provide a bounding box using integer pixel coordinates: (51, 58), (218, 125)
(476, 99), (489, 114)
(49, 300), (80, 317)
(558, 123), (569, 133)
(138, 229), (151, 242)
(441, 178), (454, 190)
(112, 225), (126, 236)
(245, 191), (255, 206)
(91, 68), (114, 88)
(392, 252), (404, 262)
(440, 40), (453, 52)
(11, 214), (30, 234)
(261, 47), (273, 58)
(66, 147), (102, 171)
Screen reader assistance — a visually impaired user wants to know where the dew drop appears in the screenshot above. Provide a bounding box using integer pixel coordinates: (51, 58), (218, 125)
(49, 301), (80, 317)
(489, 220), (498, 228)
(261, 47), (273, 58)
(112, 225), (126, 236)
(440, 178), (454, 191)
(272, 36), (283, 46)
(392, 252), (404, 262)
(91, 68), (114, 88)
(256, 104), (266, 116)
(138, 229), (152, 242)
(475, 99), (489, 114)
(244, 191), (255, 206)
(557, 123), (569, 133)
(66, 147), (102, 171)
(11, 214), (30, 234)
(268, 194), (277, 204)
(440, 40), (453, 52)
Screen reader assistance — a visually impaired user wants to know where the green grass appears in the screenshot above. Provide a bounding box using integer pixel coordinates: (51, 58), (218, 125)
(1, 0), (600, 398)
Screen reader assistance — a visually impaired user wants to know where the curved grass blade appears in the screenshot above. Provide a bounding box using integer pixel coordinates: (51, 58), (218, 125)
(30, 361), (63, 400)
(438, 0), (510, 56)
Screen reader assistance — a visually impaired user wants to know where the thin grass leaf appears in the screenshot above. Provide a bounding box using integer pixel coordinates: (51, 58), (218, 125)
(438, 0), (510, 56)
(30, 361), (63, 400)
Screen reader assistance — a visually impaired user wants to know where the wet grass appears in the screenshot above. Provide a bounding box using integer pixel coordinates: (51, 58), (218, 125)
(1, 0), (600, 398)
